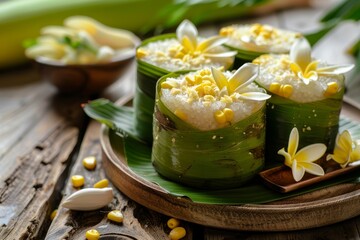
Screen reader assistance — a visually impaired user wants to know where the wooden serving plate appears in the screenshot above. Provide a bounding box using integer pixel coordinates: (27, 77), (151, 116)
(100, 97), (360, 231)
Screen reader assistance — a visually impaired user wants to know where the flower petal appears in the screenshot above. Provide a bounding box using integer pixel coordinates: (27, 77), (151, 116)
(288, 128), (299, 158)
(292, 159), (305, 182)
(295, 143), (327, 163)
(203, 51), (238, 58)
(305, 61), (318, 73)
(176, 19), (198, 49)
(41, 26), (77, 38)
(228, 63), (258, 93)
(297, 72), (310, 85)
(299, 162), (324, 176)
(181, 36), (196, 52)
(290, 38), (312, 71)
(337, 130), (352, 151)
(238, 92), (271, 101)
(290, 62), (302, 75)
(211, 67), (228, 90)
(278, 148), (292, 167)
(317, 64), (354, 75)
(197, 36), (228, 52)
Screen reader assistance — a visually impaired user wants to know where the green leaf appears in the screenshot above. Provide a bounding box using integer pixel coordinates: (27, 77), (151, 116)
(22, 38), (37, 49)
(321, 0), (360, 22)
(85, 99), (360, 204)
(304, 20), (338, 46)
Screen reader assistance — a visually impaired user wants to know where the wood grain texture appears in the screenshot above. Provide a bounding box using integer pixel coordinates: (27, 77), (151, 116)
(46, 120), (194, 240)
(0, 67), (87, 239)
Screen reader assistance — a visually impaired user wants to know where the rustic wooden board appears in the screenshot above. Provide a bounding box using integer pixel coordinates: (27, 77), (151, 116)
(0, 66), (86, 239)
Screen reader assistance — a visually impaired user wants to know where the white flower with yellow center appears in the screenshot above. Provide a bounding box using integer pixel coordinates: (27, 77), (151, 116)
(326, 130), (360, 168)
(176, 19), (237, 60)
(278, 127), (326, 182)
(211, 63), (271, 100)
(290, 38), (354, 85)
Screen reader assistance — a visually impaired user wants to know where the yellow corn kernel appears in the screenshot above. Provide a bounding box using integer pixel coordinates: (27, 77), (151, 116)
(185, 76), (195, 85)
(50, 209), (57, 221)
(219, 27), (234, 36)
(169, 227), (186, 240)
(199, 69), (211, 76)
(281, 84), (293, 98)
(167, 218), (180, 229)
(250, 23), (263, 35)
(223, 108), (234, 122)
(161, 81), (175, 89)
(83, 156), (96, 170)
(86, 229), (100, 240)
(269, 82), (281, 94)
(175, 52), (184, 59)
(324, 82), (339, 96)
(107, 210), (123, 223)
(175, 109), (187, 121)
(170, 88), (181, 95)
(204, 95), (215, 102)
(93, 179), (109, 188)
(71, 175), (85, 188)
(194, 75), (203, 84)
(136, 48), (147, 59)
(214, 110), (226, 124)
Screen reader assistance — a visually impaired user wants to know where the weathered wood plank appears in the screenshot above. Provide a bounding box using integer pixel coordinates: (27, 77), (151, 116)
(0, 66), (89, 239)
(46, 120), (194, 240)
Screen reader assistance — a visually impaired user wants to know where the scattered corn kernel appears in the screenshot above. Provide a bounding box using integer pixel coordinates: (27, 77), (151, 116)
(71, 175), (85, 188)
(136, 48), (147, 58)
(50, 209), (57, 221)
(83, 156), (97, 170)
(324, 82), (339, 96)
(223, 108), (234, 122)
(167, 218), (180, 229)
(107, 210), (123, 223)
(214, 110), (226, 124)
(174, 109), (187, 121)
(93, 179), (109, 188)
(169, 227), (186, 240)
(86, 229), (100, 240)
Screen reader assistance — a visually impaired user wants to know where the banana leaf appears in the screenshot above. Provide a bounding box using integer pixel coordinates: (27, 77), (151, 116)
(84, 99), (360, 204)
(152, 74), (266, 189)
(258, 81), (345, 163)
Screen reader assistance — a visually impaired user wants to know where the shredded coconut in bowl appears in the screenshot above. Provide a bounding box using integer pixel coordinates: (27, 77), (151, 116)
(137, 38), (234, 72)
(220, 24), (301, 53)
(160, 69), (266, 131)
(254, 54), (344, 103)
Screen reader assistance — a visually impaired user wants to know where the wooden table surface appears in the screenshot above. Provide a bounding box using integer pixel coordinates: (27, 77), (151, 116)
(1, 2), (360, 239)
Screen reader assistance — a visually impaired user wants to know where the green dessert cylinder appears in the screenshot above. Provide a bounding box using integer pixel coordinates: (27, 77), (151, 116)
(134, 34), (173, 143)
(151, 74), (266, 189)
(258, 79), (344, 163)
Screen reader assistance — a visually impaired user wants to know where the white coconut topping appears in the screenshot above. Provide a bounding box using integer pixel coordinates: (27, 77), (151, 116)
(160, 69), (266, 131)
(254, 54), (344, 103)
(137, 38), (234, 72)
(220, 24), (301, 53)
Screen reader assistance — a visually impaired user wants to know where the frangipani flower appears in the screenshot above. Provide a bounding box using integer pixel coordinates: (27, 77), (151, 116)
(176, 19), (237, 59)
(326, 130), (360, 168)
(289, 38), (354, 85)
(211, 63), (271, 100)
(278, 127), (326, 182)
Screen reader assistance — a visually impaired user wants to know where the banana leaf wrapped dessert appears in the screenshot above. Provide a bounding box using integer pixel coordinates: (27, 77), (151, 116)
(135, 20), (237, 142)
(253, 38), (354, 162)
(152, 63), (271, 189)
(219, 23), (301, 68)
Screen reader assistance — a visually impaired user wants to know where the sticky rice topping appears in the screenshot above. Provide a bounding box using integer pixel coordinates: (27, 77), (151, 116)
(254, 54), (344, 102)
(137, 38), (234, 72)
(136, 20), (237, 72)
(220, 23), (301, 53)
(160, 67), (269, 131)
